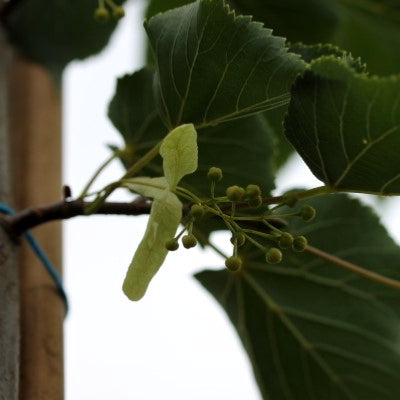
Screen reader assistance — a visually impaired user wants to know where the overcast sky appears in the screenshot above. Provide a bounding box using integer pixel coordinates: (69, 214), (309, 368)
(62, 1), (400, 399)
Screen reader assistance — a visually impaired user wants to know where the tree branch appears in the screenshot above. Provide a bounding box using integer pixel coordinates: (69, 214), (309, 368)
(0, 198), (152, 237)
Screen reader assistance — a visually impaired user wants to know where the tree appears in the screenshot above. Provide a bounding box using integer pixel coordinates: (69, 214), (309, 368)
(2, 0), (400, 399)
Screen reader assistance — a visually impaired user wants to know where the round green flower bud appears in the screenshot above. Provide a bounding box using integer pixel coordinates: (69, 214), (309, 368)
(230, 232), (246, 247)
(182, 234), (197, 249)
(113, 6), (125, 19)
(300, 205), (316, 221)
(207, 167), (223, 182)
(226, 185), (245, 202)
(190, 204), (204, 219)
(284, 195), (298, 208)
(165, 239), (179, 251)
(94, 7), (110, 21)
(225, 256), (243, 271)
(245, 184), (261, 199)
(247, 196), (262, 208)
(279, 232), (294, 249)
(266, 247), (283, 264)
(292, 236), (308, 252)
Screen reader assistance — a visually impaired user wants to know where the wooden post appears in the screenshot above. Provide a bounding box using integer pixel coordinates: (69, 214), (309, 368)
(8, 58), (64, 399)
(0, 19), (19, 400)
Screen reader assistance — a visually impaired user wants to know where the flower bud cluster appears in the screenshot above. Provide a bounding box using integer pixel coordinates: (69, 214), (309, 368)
(94, 0), (125, 21)
(164, 167), (314, 272)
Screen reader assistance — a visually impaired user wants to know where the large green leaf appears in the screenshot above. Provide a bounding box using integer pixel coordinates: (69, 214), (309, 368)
(265, 43), (365, 169)
(230, 0), (339, 44)
(144, 0), (305, 130)
(230, 0), (400, 75)
(108, 68), (165, 176)
(285, 57), (400, 195)
(3, 0), (125, 75)
(183, 116), (276, 197)
(145, 0), (400, 75)
(108, 68), (276, 198)
(196, 194), (400, 400)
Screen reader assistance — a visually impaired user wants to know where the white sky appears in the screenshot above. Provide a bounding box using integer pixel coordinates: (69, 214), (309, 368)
(62, 1), (400, 399)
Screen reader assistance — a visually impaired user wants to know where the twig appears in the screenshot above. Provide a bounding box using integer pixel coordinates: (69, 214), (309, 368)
(0, 198), (152, 237)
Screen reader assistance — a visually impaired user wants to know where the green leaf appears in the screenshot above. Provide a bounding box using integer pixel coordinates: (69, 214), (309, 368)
(3, 0), (125, 76)
(160, 124), (198, 188)
(288, 43), (366, 73)
(108, 68), (165, 150)
(108, 69), (276, 199)
(230, 0), (339, 44)
(285, 57), (400, 195)
(230, 0), (400, 75)
(145, 0), (305, 129)
(146, 0), (192, 19)
(123, 190), (182, 301)
(108, 68), (166, 177)
(263, 43), (365, 170)
(183, 115), (276, 197)
(196, 194), (400, 400)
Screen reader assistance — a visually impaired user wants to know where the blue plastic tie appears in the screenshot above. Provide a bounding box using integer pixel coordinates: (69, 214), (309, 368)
(0, 203), (69, 315)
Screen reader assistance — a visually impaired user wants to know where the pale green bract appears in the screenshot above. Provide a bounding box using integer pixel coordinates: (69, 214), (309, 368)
(160, 123), (198, 189)
(122, 124), (198, 300)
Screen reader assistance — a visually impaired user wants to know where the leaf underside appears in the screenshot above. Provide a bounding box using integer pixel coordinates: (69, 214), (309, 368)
(145, 0), (305, 129)
(196, 194), (400, 400)
(285, 57), (400, 195)
(108, 68), (276, 200)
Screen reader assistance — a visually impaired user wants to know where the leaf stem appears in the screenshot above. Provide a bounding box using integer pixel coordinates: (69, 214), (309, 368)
(242, 228), (275, 241)
(262, 219), (283, 235)
(85, 142), (162, 214)
(79, 152), (119, 199)
(192, 228), (229, 259)
(175, 186), (202, 203)
(262, 186), (333, 206)
(306, 245), (400, 290)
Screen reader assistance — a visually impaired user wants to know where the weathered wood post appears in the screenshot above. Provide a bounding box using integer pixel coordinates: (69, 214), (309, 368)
(0, 7), (64, 398)
(0, 15), (19, 400)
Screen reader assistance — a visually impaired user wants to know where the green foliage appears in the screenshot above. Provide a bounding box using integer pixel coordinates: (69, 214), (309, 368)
(197, 195), (400, 400)
(7, 0), (400, 397)
(230, 0), (400, 75)
(108, 68), (276, 200)
(285, 57), (400, 195)
(106, 2), (400, 396)
(3, 0), (125, 77)
(144, 0), (305, 129)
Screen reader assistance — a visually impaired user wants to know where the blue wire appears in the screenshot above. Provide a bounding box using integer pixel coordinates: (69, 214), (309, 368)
(0, 203), (68, 315)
